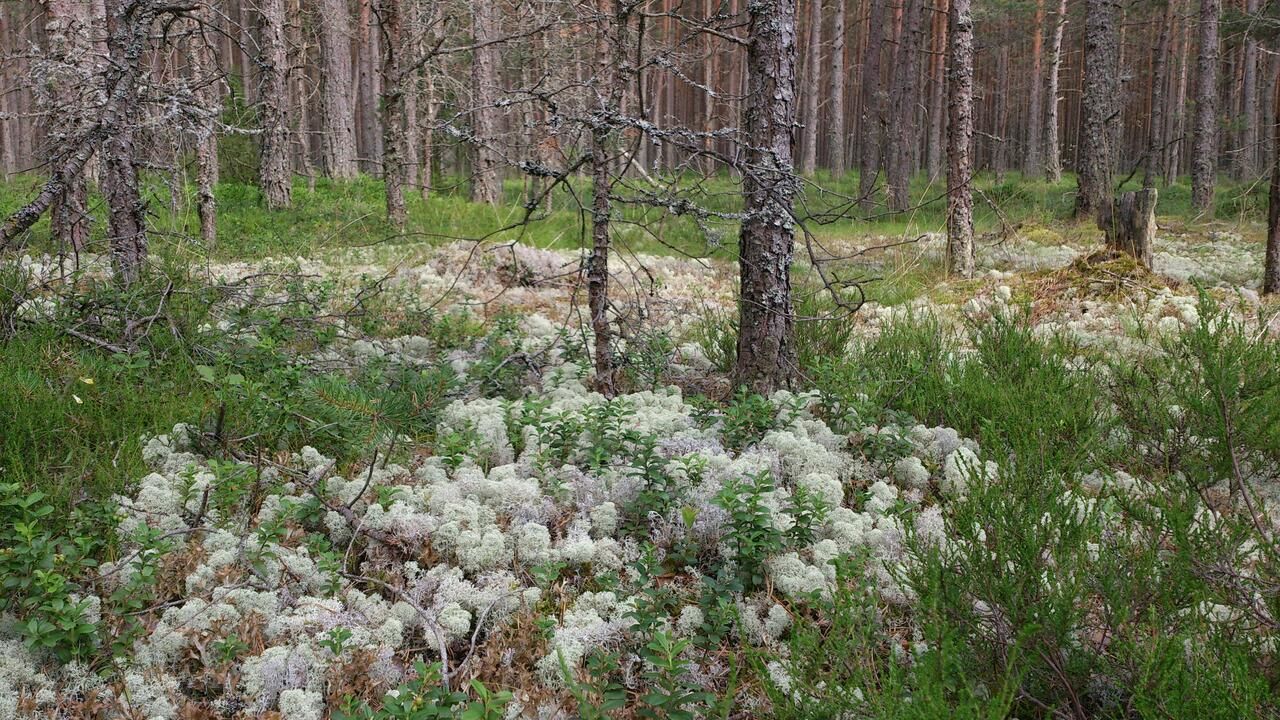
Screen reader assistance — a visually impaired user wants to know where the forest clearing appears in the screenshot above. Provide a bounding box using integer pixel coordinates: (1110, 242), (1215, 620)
(1, 0), (1279, 718)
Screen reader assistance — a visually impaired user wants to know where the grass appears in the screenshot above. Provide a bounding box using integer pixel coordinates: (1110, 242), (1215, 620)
(0, 169), (1268, 264)
(0, 325), (220, 505)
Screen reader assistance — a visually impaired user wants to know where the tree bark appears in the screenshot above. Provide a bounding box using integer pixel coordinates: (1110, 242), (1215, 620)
(886, 0), (924, 211)
(858, 0), (887, 209)
(101, 0), (149, 286)
(1265, 66), (1280, 294)
(319, 0), (358, 178)
(44, 0), (93, 252)
(379, 0), (407, 226)
(735, 0), (798, 394)
(1144, 0), (1173, 189)
(258, 0), (292, 209)
(926, 0), (948, 178)
(1044, 0), (1067, 181)
(357, 0), (382, 174)
(826, 0), (846, 174)
(1190, 0), (1219, 213)
(946, 0), (975, 278)
(799, 0), (821, 174)
(1104, 188), (1156, 268)
(1075, 0), (1120, 223)
(470, 0), (503, 205)
(192, 3), (220, 245)
(1025, 0), (1045, 176)
(1167, 7), (1191, 182)
(1235, 0), (1259, 180)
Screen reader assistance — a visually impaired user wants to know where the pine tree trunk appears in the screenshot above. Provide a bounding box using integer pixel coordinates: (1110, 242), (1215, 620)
(858, 0), (887, 209)
(826, 0), (846, 174)
(470, 0), (502, 205)
(1025, 0), (1045, 175)
(946, 0), (975, 278)
(192, 4), (220, 245)
(1190, 0), (1219, 212)
(1266, 67), (1280, 294)
(1044, 0), (1067, 182)
(1235, 0), (1259, 179)
(318, 0), (358, 178)
(735, 0), (798, 394)
(1144, 0), (1173, 189)
(887, 0), (924, 211)
(926, 0), (948, 178)
(800, 0), (822, 174)
(102, 0), (148, 286)
(45, 0), (93, 252)
(288, 0), (315, 181)
(1075, 0), (1120, 222)
(1167, 7), (1191, 182)
(258, 0), (292, 210)
(356, 0), (382, 174)
(380, 0), (406, 226)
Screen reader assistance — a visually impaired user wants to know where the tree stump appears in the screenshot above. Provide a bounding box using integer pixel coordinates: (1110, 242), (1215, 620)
(1104, 188), (1156, 269)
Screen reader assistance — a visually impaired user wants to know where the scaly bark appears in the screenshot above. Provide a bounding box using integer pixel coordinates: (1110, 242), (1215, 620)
(1075, 0), (1120, 222)
(470, 0), (503, 205)
(946, 0), (975, 277)
(44, 0), (93, 252)
(1144, 0), (1173, 189)
(1044, 0), (1067, 181)
(379, 0), (407, 226)
(735, 0), (798, 394)
(1025, 0), (1045, 175)
(1266, 67), (1280, 294)
(826, 0), (846, 174)
(857, 0), (887, 209)
(1190, 0), (1219, 212)
(192, 3), (220, 245)
(887, 0), (924, 211)
(319, 0), (358, 178)
(799, 0), (821, 174)
(926, 0), (948, 178)
(1235, 0), (1259, 179)
(258, 0), (292, 209)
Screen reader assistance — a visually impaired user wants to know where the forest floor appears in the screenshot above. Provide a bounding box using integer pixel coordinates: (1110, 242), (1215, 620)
(2, 180), (1279, 718)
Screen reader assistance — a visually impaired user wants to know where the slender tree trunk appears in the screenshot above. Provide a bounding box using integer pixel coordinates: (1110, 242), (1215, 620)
(192, 5), (220, 246)
(1025, 0), (1045, 175)
(926, 0), (948, 178)
(421, 67), (438, 199)
(1235, 0), (1259, 179)
(1044, 0), (1067, 181)
(1075, 0), (1120, 222)
(735, 0), (798, 394)
(1144, 0), (1173, 189)
(946, 0), (974, 277)
(102, 0), (149, 286)
(1167, 7), (1191, 181)
(826, 0), (846, 174)
(379, 0), (407, 226)
(258, 0), (292, 209)
(1266, 66), (1280, 294)
(1191, 0), (1219, 212)
(45, 0), (93, 252)
(858, 0), (887, 208)
(319, 0), (358, 178)
(288, 0), (315, 181)
(356, 0), (377, 173)
(800, 0), (821, 174)
(470, 0), (502, 204)
(887, 0), (924, 211)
